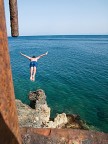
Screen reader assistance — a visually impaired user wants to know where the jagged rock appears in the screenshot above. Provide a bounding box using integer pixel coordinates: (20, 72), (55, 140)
(15, 89), (108, 143)
(65, 114), (90, 130)
(43, 113), (67, 128)
(54, 113), (67, 128)
(16, 89), (50, 127)
(29, 89), (46, 100)
(29, 89), (46, 108)
(16, 89), (92, 130)
(16, 99), (41, 127)
(29, 89), (50, 123)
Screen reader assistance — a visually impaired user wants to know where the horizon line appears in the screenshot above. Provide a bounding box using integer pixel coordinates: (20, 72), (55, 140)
(7, 34), (108, 37)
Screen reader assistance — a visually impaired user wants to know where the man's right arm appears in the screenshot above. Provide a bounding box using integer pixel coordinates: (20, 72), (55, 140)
(20, 52), (31, 60)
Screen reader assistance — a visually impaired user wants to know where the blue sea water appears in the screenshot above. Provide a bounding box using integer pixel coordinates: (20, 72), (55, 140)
(8, 35), (108, 132)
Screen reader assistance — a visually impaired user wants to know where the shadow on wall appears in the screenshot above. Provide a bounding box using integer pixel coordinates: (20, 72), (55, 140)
(0, 113), (19, 144)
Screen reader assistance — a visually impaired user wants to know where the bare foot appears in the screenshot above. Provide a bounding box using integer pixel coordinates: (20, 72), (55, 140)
(32, 75), (35, 81)
(30, 76), (33, 81)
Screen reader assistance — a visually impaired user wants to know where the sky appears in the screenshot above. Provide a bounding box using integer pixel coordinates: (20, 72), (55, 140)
(4, 0), (108, 36)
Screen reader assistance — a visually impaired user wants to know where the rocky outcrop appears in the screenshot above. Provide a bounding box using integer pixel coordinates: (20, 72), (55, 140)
(65, 114), (90, 130)
(16, 89), (91, 130)
(16, 89), (108, 143)
(16, 89), (68, 128)
(29, 89), (50, 123)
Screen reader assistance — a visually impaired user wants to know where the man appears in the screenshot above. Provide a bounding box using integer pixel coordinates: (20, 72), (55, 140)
(20, 51), (48, 81)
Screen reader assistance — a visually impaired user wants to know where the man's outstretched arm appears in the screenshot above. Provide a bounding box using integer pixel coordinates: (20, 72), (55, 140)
(20, 52), (31, 60)
(36, 51), (48, 60)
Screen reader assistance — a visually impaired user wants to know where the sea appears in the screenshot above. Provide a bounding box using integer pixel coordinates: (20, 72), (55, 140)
(8, 35), (108, 133)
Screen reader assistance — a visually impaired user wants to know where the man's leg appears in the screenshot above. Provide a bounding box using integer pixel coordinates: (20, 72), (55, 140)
(32, 67), (37, 81)
(30, 67), (33, 81)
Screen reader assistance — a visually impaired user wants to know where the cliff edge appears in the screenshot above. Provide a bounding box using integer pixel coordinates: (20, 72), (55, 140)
(16, 89), (108, 144)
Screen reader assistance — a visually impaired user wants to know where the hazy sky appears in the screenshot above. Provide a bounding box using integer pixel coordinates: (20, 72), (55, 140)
(4, 0), (108, 36)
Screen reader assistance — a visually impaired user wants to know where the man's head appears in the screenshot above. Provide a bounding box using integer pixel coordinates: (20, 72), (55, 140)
(32, 56), (36, 58)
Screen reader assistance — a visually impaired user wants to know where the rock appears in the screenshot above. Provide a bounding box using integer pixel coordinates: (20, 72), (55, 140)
(29, 89), (50, 123)
(16, 89), (50, 127)
(43, 113), (67, 128)
(65, 114), (90, 130)
(16, 89), (92, 130)
(29, 89), (46, 103)
(15, 99), (41, 127)
(54, 113), (67, 128)
(29, 89), (46, 109)
(15, 89), (108, 143)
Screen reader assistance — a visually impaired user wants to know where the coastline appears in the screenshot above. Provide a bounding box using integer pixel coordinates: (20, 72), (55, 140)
(16, 89), (97, 130)
(16, 89), (108, 143)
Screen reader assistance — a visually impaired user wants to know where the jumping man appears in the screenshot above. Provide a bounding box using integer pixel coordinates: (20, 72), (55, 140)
(20, 51), (48, 81)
